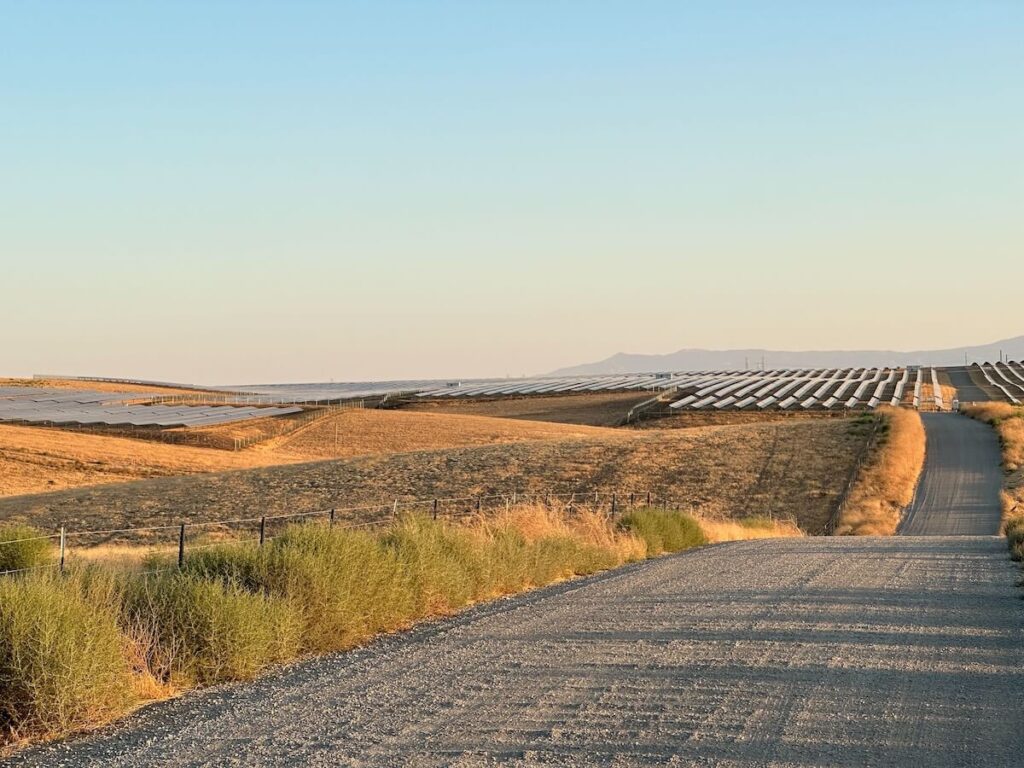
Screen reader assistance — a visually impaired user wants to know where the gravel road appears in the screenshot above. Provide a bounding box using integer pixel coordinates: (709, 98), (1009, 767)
(10, 536), (1023, 768)
(900, 414), (1005, 536)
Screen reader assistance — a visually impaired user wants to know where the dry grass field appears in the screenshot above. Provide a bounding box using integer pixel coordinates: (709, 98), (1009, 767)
(0, 424), (261, 497)
(834, 408), (926, 535)
(262, 409), (613, 460)
(0, 419), (868, 542)
(635, 411), (839, 429)
(0, 377), (206, 396)
(402, 392), (651, 426)
(0, 411), (616, 498)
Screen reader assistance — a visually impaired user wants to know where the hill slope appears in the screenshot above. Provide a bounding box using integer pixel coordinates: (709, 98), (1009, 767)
(551, 335), (1024, 375)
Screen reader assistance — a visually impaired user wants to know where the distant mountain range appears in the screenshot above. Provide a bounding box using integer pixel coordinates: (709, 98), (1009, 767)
(549, 335), (1024, 376)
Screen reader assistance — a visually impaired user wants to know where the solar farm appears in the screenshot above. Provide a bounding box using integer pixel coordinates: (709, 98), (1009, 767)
(0, 387), (302, 428)
(0, 361), (1019, 441)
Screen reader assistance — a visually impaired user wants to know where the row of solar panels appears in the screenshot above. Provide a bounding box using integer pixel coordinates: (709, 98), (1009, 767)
(665, 367), (928, 411)
(212, 380), (452, 404)
(0, 388), (138, 405)
(414, 373), (681, 399)
(977, 361), (1024, 404)
(0, 388), (302, 428)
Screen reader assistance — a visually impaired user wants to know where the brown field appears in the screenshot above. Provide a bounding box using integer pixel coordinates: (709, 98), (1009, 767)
(0, 377), (208, 395)
(401, 392), (652, 426)
(261, 408), (613, 460)
(0, 410), (616, 498)
(634, 410), (840, 429)
(834, 408), (926, 535)
(0, 418), (869, 543)
(0, 424), (260, 497)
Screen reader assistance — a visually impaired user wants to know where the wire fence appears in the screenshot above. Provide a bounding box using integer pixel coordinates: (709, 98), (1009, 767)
(0, 489), (672, 578)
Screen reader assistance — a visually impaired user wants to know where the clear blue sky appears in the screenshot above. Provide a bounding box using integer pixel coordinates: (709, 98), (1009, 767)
(2, 2), (1021, 383)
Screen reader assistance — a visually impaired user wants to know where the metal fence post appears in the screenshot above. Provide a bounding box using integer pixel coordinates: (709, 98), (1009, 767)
(59, 526), (66, 574)
(178, 524), (186, 569)
(629, 492), (635, 508)
(476, 498), (481, 514)
(646, 491), (652, 507)
(393, 499), (399, 519)
(329, 508), (335, 529)
(259, 517), (266, 547)
(433, 499), (438, 520)
(611, 493), (617, 516)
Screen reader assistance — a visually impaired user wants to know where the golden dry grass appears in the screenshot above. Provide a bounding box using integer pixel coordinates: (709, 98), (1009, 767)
(263, 409), (614, 460)
(834, 407), (926, 536)
(0, 424), (263, 497)
(0, 377), (205, 396)
(403, 392), (651, 426)
(0, 418), (868, 541)
(0, 411), (616, 498)
(696, 516), (804, 543)
(917, 383), (958, 411)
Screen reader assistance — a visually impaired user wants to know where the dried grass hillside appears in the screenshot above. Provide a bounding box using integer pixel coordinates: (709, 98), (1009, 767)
(0, 419), (869, 540)
(0, 411), (616, 498)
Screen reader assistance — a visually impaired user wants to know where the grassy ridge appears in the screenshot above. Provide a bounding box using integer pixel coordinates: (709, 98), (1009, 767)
(834, 408), (926, 536)
(0, 506), (708, 748)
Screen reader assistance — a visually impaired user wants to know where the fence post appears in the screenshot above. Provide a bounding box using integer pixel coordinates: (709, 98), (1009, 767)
(646, 491), (652, 507)
(629, 492), (635, 508)
(393, 499), (399, 519)
(329, 508), (335, 529)
(476, 498), (482, 514)
(611, 493), (617, 516)
(259, 517), (266, 547)
(433, 499), (438, 520)
(178, 524), (186, 569)
(59, 526), (66, 574)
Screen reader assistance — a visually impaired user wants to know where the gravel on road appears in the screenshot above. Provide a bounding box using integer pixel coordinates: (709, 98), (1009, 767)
(900, 414), (1005, 536)
(9, 536), (1023, 768)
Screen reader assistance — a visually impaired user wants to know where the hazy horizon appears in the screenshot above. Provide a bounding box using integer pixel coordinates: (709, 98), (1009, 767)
(3, 2), (1021, 383)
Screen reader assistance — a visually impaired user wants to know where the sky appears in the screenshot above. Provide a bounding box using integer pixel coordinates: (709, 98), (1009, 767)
(1, 1), (1021, 384)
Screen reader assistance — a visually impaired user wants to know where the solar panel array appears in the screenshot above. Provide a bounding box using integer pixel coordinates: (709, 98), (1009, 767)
(239, 368), (947, 410)
(414, 373), (684, 399)
(666, 368), (920, 411)
(977, 361), (1024, 404)
(0, 388), (302, 428)
(211, 380), (451, 404)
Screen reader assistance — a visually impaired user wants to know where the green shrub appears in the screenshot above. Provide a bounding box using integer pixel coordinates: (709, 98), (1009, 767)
(185, 526), (412, 653)
(619, 509), (706, 555)
(0, 569), (130, 739)
(0, 525), (54, 573)
(120, 572), (301, 686)
(382, 516), (485, 614)
(0, 508), (708, 749)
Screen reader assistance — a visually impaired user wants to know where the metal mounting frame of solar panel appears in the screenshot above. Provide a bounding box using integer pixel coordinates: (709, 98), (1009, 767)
(889, 368), (910, 407)
(991, 362), (1024, 400)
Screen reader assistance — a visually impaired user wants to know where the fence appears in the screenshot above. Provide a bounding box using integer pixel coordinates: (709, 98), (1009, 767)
(0, 490), (673, 578)
(823, 416), (883, 535)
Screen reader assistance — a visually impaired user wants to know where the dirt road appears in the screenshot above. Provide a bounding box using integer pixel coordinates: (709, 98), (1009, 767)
(10, 536), (1023, 768)
(900, 414), (1005, 536)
